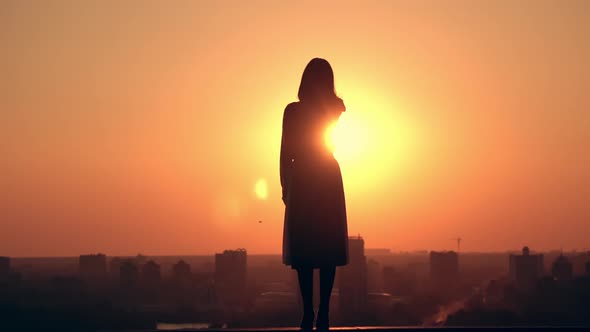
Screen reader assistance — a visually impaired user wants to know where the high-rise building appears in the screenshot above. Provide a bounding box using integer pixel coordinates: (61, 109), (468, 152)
(367, 258), (383, 292)
(586, 261), (590, 275)
(429, 251), (459, 285)
(215, 249), (247, 306)
(109, 257), (123, 278)
(552, 254), (573, 282)
(119, 260), (139, 286)
(338, 235), (367, 322)
(141, 260), (162, 285)
(173, 260), (191, 279)
(0, 256), (10, 278)
(509, 246), (544, 290)
(172, 260), (192, 289)
(382, 265), (416, 296)
(571, 252), (590, 276)
(484, 279), (504, 307)
(79, 254), (107, 280)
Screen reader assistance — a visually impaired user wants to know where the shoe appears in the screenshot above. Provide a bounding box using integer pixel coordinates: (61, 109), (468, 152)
(315, 311), (329, 331)
(300, 311), (314, 330)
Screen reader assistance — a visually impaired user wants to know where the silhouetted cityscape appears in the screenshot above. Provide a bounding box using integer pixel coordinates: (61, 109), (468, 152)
(2, 238), (590, 330)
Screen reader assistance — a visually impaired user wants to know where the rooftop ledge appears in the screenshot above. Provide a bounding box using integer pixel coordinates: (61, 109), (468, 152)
(146, 326), (590, 332)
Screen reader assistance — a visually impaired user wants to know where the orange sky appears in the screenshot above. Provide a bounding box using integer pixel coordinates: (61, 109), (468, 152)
(2, 0), (589, 256)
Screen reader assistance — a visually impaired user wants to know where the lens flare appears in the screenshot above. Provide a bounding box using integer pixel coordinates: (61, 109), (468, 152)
(254, 178), (268, 200)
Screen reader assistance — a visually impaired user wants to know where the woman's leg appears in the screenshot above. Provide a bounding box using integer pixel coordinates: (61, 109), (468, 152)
(296, 267), (314, 327)
(318, 266), (336, 327)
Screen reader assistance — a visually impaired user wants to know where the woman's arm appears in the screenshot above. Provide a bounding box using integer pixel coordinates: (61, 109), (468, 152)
(280, 103), (296, 205)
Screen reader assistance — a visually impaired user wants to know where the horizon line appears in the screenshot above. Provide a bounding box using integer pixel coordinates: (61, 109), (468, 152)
(6, 248), (588, 259)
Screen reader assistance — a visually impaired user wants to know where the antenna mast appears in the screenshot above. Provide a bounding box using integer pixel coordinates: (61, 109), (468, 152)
(451, 237), (462, 252)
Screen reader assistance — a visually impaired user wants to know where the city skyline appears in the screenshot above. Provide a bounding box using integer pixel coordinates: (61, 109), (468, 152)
(2, 245), (587, 259)
(3, 237), (590, 329)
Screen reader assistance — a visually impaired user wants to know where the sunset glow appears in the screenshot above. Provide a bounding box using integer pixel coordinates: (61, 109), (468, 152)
(327, 111), (370, 164)
(2, 1), (589, 256)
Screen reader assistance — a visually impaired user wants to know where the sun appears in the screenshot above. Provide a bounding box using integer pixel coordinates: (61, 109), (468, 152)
(319, 91), (418, 194)
(324, 111), (370, 163)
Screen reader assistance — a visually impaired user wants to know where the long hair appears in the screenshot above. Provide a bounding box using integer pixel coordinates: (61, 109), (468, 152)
(298, 58), (345, 113)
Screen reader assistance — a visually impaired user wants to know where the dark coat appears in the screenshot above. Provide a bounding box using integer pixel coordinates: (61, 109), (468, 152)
(280, 100), (349, 269)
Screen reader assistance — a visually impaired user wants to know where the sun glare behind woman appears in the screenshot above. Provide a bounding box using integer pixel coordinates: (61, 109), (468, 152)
(324, 121), (338, 153)
(320, 88), (416, 197)
(324, 109), (370, 164)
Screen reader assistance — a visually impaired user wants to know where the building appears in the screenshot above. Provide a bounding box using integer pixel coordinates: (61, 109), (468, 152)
(570, 252), (590, 276)
(429, 251), (459, 285)
(119, 260), (139, 286)
(586, 261), (590, 275)
(173, 260), (191, 279)
(215, 249), (247, 306)
(484, 279), (504, 307)
(141, 260), (162, 285)
(172, 260), (192, 290)
(338, 235), (368, 323)
(552, 254), (573, 282)
(367, 258), (383, 292)
(109, 257), (123, 278)
(382, 265), (416, 296)
(509, 246), (544, 290)
(0, 256), (10, 278)
(79, 254), (107, 280)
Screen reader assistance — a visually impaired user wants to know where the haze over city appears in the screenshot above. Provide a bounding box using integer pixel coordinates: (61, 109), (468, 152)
(2, 0), (590, 257)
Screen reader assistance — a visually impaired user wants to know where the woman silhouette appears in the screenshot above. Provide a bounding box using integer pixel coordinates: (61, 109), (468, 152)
(280, 58), (349, 331)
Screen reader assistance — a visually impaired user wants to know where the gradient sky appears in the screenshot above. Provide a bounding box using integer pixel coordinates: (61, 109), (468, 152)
(2, 0), (589, 256)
